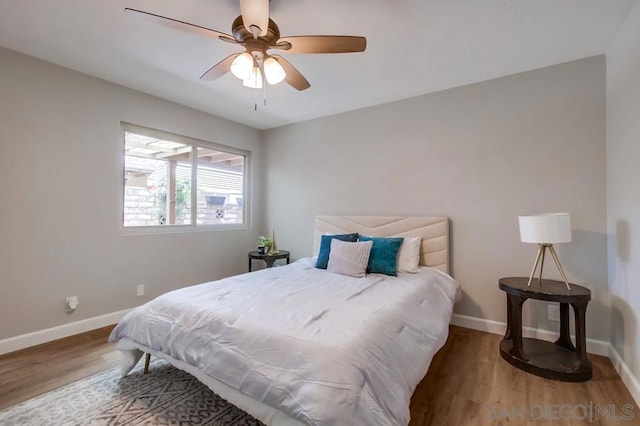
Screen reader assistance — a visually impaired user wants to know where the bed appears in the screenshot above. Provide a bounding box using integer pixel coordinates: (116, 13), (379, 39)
(109, 215), (460, 425)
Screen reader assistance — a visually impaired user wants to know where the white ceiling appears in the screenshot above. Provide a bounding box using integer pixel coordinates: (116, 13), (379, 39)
(0, 0), (635, 130)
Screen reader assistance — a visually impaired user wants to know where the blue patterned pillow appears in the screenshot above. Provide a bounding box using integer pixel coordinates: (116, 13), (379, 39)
(358, 235), (404, 276)
(315, 233), (359, 269)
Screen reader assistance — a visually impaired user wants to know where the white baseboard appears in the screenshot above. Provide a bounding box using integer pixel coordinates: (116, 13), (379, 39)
(608, 344), (640, 407)
(0, 308), (132, 356)
(451, 313), (610, 357)
(451, 313), (640, 406)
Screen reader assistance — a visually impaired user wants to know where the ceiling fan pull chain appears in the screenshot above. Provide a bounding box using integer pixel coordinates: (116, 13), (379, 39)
(254, 86), (258, 111)
(258, 58), (267, 106)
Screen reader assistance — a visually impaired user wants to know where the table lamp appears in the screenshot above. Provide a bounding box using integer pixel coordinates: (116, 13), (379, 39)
(519, 213), (572, 290)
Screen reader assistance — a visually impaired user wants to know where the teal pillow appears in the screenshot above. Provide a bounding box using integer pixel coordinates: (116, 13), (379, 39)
(315, 233), (359, 269)
(358, 235), (404, 276)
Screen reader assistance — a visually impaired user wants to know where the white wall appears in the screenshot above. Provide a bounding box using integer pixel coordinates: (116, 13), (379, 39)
(264, 57), (609, 340)
(0, 47), (264, 339)
(607, 0), (640, 383)
(0, 43), (615, 353)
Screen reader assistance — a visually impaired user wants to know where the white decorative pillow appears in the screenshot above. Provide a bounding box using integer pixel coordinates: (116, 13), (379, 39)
(397, 237), (422, 273)
(327, 239), (373, 278)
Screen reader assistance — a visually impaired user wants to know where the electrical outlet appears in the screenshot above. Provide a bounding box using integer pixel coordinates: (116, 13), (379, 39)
(136, 284), (145, 297)
(65, 296), (79, 314)
(548, 304), (560, 321)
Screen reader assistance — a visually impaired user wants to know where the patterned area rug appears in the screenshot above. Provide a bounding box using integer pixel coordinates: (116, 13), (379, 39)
(0, 359), (263, 425)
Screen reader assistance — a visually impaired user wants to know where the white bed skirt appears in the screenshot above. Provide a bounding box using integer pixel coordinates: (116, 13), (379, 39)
(116, 338), (305, 426)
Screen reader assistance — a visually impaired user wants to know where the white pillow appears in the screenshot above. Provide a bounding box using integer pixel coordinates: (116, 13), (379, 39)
(327, 239), (373, 278)
(397, 237), (421, 273)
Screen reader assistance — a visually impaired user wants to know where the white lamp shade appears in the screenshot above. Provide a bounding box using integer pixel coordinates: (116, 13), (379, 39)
(243, 67), (263, 88)
(519, 213), (572, 244)
(264, 57), (286, 85)
(230, 52), (254, 81)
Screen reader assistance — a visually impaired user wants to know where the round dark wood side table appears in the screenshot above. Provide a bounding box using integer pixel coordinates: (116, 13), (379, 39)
(248, 250), (290, 272)
(498, 277), (592, 382)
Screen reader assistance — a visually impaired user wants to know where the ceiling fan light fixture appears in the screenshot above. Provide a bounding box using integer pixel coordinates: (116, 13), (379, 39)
(243, 67), (263, 89)
(239, 0), (269, 37)
(264, 57), (286, 85)
(230, 52), (254, 81)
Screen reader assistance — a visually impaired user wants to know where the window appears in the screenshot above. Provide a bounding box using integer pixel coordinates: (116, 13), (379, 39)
(122, 124), (248, 229)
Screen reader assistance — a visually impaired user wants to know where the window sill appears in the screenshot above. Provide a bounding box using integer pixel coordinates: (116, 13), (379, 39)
(121, 223), (249, 236)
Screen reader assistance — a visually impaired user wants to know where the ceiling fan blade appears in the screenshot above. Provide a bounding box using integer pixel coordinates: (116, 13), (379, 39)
(239, 0), (269, 37)
(276, 36), (366, 54)
(271, 55), (310, 91)
(125, 8), (236, 43)
(200, 53), (240, 81)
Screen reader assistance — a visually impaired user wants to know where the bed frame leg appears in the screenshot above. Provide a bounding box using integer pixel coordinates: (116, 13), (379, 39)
(144, 353), (151, 374)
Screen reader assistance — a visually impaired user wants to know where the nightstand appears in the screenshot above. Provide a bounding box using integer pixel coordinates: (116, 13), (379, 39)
(498, 276), (592, 382)
(248, 250), (290, 272)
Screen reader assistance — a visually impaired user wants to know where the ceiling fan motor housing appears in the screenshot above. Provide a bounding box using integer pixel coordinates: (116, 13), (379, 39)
(232, 16), (280, 45)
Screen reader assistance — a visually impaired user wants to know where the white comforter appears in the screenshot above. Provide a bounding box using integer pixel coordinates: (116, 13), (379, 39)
(109, 258), (460, 425)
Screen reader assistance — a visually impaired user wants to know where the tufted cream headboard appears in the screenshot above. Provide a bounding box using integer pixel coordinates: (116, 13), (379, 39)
(313, 216), (450, 274)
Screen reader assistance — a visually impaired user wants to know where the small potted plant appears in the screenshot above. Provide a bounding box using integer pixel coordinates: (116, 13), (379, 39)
(258, 236), (271, 254)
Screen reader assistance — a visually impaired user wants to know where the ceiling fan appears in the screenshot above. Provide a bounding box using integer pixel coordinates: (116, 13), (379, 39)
(125, 0), (367, 93)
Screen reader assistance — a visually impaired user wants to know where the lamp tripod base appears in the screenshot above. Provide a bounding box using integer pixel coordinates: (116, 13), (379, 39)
(527, 244), (571, 291)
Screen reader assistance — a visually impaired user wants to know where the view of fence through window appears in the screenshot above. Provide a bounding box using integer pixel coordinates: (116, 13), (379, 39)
(123, 129), (245, 227)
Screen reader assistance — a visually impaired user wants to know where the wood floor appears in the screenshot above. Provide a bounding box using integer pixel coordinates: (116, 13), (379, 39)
(0, 325), (120, 410)
(0, 325), (637, 425)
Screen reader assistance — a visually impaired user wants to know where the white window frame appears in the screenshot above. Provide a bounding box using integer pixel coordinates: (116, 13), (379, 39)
(120, 122), (251, 235)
